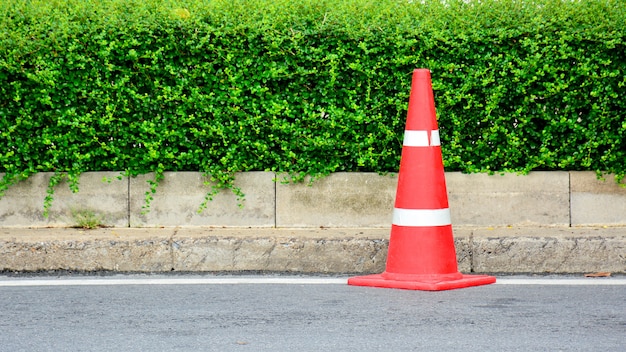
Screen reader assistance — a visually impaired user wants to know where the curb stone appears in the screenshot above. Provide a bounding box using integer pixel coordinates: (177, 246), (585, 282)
(1, 227), (624, 274)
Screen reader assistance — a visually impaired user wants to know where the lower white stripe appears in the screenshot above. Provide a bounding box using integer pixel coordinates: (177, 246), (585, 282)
(392, 208), (451, 227)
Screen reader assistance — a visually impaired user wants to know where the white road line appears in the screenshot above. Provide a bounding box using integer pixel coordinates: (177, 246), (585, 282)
(0, 277), (349, 287)
(0, 277), (624, 287)
(495, 278), (626, 285)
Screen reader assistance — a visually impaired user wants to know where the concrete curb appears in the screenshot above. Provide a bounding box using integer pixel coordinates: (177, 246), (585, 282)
(1, 227), (624, 274)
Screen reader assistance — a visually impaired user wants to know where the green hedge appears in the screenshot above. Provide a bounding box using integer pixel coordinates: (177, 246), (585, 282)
(1, 0), (625, 212)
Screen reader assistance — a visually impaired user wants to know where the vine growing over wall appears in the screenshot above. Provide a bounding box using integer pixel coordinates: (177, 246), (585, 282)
(1, 0), (624, 213)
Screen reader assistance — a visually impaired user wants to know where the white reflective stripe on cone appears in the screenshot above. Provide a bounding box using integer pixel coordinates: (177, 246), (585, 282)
(403, 130), (440, 147)
(392, 208), (451, 227)
(430, 130), (440, 146)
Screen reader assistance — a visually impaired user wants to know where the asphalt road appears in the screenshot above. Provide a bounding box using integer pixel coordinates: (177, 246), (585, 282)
(0, 274), (624, 351)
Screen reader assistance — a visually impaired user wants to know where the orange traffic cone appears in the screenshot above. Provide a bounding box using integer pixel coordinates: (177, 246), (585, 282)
(348, 69), (496, 291)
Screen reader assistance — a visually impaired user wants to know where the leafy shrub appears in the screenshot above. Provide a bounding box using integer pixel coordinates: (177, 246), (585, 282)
(1, 0), (624, 212)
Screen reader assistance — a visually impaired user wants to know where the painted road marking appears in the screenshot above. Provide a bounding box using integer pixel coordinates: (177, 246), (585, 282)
(495, 278), (626, 285)
(0, 277), (348, 286)
(0, 277), (624, 287)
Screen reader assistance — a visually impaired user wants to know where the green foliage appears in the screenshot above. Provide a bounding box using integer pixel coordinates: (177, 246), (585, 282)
(1, 0), (625, 213)
(71, 208), (105, 229)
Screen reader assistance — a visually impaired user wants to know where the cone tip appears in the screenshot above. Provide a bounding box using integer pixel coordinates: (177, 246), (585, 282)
(413, 68), (431, 78)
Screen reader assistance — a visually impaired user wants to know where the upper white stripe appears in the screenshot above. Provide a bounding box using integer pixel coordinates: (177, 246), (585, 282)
(403, 130), (440, 147)
(392, 208), (451, 227)
(403, 130), (429, 147)
(430, 130), (440, 146)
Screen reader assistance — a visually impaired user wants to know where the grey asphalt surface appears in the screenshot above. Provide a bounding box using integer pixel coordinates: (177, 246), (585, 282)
(0, 274), (624, 352)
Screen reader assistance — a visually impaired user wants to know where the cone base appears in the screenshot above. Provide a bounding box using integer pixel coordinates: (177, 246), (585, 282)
(348, 273), (496, 291)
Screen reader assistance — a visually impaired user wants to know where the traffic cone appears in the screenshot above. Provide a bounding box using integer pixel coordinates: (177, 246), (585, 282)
(348, 69), (496, 291)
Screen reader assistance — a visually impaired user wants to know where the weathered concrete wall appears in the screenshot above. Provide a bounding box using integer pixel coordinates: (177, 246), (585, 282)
(446, 172), (570, 226)
(129, 172), (275, 227)
(276, 173), (396, 227)
(1, 171), (624, 228)
(570, 172), (626, 226)
(0, 172), (128, 228)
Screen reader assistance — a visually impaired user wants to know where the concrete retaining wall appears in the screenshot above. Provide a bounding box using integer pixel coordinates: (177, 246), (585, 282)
(1, 171), (625, 228)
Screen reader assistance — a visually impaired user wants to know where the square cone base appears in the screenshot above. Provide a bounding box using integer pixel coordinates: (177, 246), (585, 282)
(348, 273), (496, 291)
